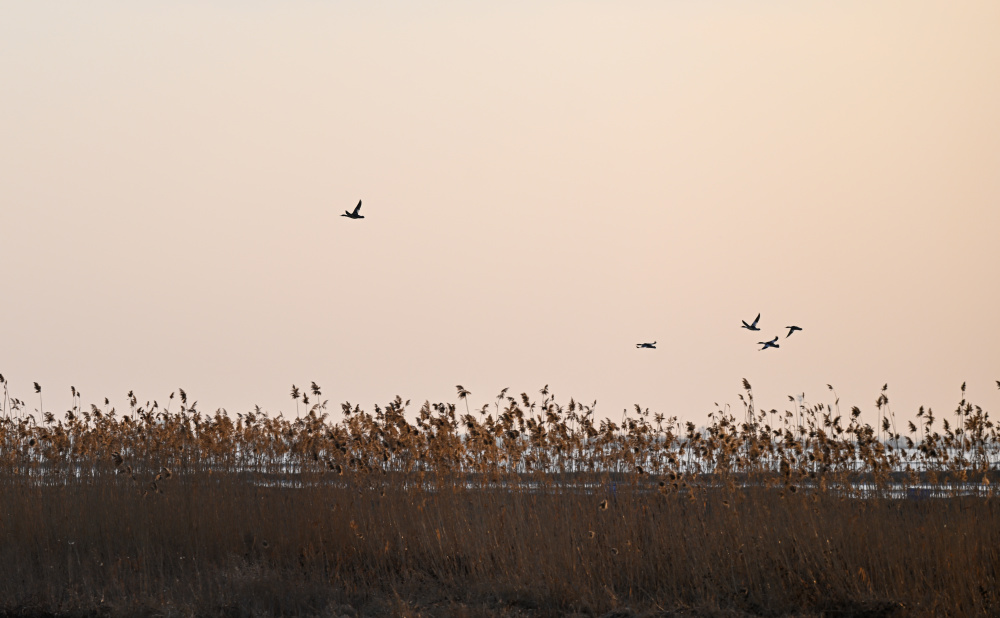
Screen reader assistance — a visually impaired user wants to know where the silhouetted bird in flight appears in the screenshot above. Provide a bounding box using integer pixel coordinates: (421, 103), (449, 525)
(741, 313), (761, 331)
(342, 200), (364, 219)
(636, 342), (657, 349)
(758, 336), (780, 351)
(785, 325), (802, 338)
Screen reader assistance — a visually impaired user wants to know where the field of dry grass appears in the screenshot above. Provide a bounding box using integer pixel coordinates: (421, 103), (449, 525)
(0, 378), (998, 617)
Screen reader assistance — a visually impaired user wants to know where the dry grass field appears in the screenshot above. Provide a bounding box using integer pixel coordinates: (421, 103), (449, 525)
(0, 378), (998, 617)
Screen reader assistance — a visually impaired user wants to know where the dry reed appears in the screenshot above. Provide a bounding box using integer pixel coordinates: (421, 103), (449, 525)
(0, 379), (997, 616)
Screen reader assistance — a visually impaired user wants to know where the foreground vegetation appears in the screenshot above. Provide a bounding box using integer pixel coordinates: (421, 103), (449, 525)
(0, 377), (998, 617)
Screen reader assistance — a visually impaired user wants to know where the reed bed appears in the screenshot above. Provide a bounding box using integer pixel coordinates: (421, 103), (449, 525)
(0, 377), (997, 617)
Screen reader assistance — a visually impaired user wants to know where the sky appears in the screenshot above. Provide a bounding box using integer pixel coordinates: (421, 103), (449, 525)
(1, 1), (998, 427)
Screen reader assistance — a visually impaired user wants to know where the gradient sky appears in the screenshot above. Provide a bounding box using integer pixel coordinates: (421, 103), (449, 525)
(2, 1), (998, 426)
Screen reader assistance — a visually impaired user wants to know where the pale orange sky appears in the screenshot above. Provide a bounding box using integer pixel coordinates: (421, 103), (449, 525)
(1, 1), (998, 425)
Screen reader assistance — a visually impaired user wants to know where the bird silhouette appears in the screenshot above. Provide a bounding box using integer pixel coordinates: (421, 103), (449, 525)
(785, 325), (802, 338)
(758, 336), (779, 351)
(636, 342), (657, 349)
(342, 200), (364, 219)
(741, 313), (761, 331)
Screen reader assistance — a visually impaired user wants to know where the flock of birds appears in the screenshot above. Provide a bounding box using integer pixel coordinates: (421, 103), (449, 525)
(342, 200), (803, 354)
(635, 313), (802, 352)
(739, 313), (802, 350)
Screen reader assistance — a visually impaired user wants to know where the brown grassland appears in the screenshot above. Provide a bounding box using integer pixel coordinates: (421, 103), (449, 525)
(0, 377), (998, 617)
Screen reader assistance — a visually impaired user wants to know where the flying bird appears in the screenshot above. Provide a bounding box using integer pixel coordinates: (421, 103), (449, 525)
(741, 313), (761, 331)
(785, 325), (802, 338)
(758, 336), (779, 351)
(636, 342), (657, 349)
(342, 200), (364, 219)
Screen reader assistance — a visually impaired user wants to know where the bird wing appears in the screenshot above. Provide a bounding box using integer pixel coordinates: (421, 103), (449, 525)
(352, 200), (362, 215)
(751, 313), (761, 327)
